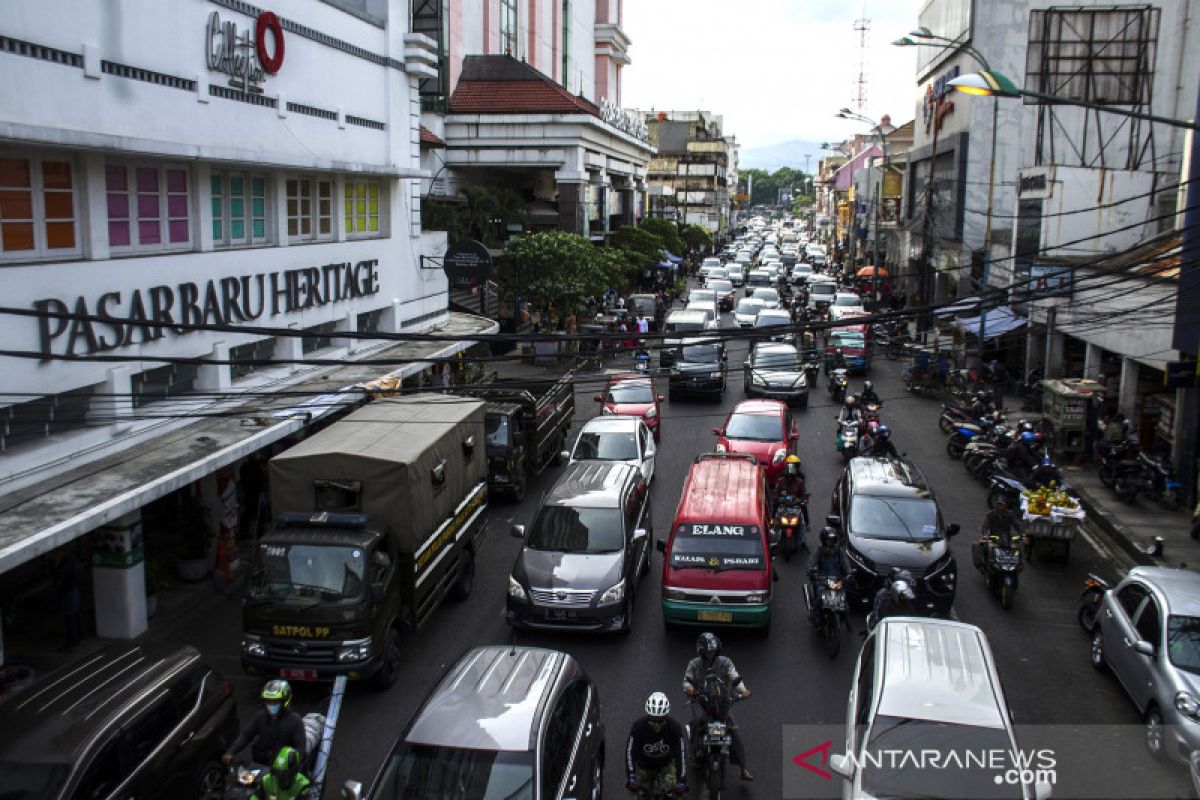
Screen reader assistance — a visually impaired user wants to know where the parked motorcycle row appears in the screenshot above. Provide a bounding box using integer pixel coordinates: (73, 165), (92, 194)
(1097, 439), (1184, 510)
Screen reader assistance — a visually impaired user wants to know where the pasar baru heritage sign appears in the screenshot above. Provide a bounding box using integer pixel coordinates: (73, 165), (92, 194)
(206, 10), (285, 94)
(32, 260), (380, 359)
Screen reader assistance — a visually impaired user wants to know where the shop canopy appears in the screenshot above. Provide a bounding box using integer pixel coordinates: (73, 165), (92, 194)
(663, 250), (683, 264)
(855, 266), (888, 278)
(956, 306), (1027, 340)
(934, 295), (981, 317)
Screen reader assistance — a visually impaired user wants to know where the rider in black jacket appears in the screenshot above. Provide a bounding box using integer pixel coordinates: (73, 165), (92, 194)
(626, 692), (688, 796)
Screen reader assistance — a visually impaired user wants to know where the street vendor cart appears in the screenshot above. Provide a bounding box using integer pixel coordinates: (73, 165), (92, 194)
(1041, 379), (1105, 456)
(1020, 489), (1085, 562)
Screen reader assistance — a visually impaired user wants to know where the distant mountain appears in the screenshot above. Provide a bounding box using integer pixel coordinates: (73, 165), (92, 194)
(738, 140), (826, 173)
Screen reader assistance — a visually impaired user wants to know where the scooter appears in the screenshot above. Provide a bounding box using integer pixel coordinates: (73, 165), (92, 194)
(837, 419), (859, 463)
(828, 369), (848, 401)
(224, 762), (268, 800)
(633, 348), (651, 373)
(774, 495), (807, 561)
(685, 675), (745, 800)
(963, 428), (1012, 483)
(1077, 573), (1111, 633)
(973, 534), (1023, 610)
(946, 415), (1003, 460)
(1096, 440), (1139, 487)
(1138, 451), (1183, 510)
(804, 575), (849, 658)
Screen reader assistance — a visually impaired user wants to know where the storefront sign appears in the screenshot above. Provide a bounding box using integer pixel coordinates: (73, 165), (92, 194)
(442, 240), (494, 290)
(923, 65), (959, 135)
(1028, 264), (1073, 297)
(599, 97), (649, 142)
(206, 10), (285, 94)
(33, 260), (380, 359)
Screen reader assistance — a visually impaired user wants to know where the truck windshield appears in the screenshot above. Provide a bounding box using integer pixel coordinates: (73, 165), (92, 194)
(526, 506), (624, 553)
(250, 543), (366, 601)
(485, 414), (510, 448)
(850, 497), (940, 541)
(829, 332), (865, 349)
(371, 744), (533, 800)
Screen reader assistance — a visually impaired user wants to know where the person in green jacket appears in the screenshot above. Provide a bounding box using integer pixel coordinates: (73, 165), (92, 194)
(251, 747), (313, 800)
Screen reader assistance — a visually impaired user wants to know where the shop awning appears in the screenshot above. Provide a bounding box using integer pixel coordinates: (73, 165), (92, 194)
(956, 306), (1027, 340)
(663, 251), (683, 264)
(934, 295), (981, 317)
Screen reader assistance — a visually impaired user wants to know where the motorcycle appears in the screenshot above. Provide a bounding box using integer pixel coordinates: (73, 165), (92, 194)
(828, 368), (848, 401)
(224, 762), (267, 800)
(804, 575), (849, 658)
(1137, 451), (1183, 510)
(946, 414), (1003, 460)
(938, 399), (994, 435)
(685, 675), (745, 800)
(773, 494), (807, 561)
(963, 427), (1012, 483)
(1097, 440), (1140, 488)
(987, 456), (1076, 509)
(800, 351), (822, 387)
(836, 419), (859, 463)
(973, 535), (1023, 610)
(1077, 573), (1111, 633)
(633, 348), (651, 374)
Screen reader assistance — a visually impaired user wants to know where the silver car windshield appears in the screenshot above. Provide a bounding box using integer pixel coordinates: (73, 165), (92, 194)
(573, 430), (639, 462)
(373, 744), (533, 800)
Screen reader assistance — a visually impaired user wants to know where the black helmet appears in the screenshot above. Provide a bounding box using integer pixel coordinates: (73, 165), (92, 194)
(696, 632), (721, 660)
(271, 747), (301, 790)
(863, 380), (874, 392)
(820, 527), (838, 548)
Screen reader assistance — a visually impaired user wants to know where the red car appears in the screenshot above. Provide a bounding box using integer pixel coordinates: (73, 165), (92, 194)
(712, 399), (798, 483)
(595, 374), (664, 440)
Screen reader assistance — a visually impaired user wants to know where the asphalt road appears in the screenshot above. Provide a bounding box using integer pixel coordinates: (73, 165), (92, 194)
(295, 287), (1194, 799)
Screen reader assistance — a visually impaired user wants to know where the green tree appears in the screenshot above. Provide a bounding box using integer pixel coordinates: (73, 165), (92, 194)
(420, 185), (525, 247)
(681, 224), (713, 251)
(500, 231), (613, 318)
(612, 224), (665, 270)
(638, 217), (685, 255)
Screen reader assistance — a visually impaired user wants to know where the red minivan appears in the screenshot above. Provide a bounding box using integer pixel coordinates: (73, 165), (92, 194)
(657, 453), (775, 632)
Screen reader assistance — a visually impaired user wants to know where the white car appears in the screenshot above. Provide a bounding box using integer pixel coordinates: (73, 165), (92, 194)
(750, 287), (781, 310)
(830, 618), (1051, 800)
(566, 416), (656, 484)
(684, 302), (719, 330)
(828, 292), (865, 320)
(687, 289), (719, 317)
(702, 267), (729, 286)
(790, 263), (813, 283)
(733, 297), (767, 328)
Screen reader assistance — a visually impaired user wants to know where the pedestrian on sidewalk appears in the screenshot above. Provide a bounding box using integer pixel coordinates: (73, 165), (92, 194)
(989, 359), (1008, 411)
(53, 546), (82, 651)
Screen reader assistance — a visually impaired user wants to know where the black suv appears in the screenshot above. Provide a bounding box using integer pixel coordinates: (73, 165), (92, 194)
(507, 461), (652, 633)
(346, 645), (604, 800)
(829, 457), (961, 615)
(0, 643), (238, 799)
(668, 339), (727, 401)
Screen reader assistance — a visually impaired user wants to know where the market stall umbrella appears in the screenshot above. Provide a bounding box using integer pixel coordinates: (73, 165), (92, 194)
(855, 266), (888, 278)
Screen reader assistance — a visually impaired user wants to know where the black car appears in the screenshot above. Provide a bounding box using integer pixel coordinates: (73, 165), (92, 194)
(345, 645), (604, 800)
(829, 457), (961, 615)
(0, 643), (238, 800)
(668, 339), (727, 401)
(507, 461), (652, 633)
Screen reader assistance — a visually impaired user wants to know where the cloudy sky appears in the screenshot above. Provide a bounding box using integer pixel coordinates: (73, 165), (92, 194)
(622, 0), (923, 148)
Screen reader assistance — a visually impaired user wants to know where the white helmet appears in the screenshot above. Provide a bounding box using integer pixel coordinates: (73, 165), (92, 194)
(645, 691), (670, 717)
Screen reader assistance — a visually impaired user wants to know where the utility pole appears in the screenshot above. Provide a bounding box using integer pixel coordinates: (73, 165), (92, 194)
(977, 97), (1000, 365)
(1042, 306), (1057, 379)
(919, 117), (942, 335)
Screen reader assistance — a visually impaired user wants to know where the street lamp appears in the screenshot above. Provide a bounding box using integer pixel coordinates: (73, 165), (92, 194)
(836, 109), (890, 302)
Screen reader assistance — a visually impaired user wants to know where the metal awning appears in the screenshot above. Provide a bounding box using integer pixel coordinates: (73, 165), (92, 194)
(934, 295), (981, 317)
(956, 306), (1027, 340)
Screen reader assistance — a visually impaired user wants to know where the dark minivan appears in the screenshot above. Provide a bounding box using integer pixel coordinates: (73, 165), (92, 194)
(507, 461), (652, 633)
(0, 643), (238, 800)
(667, 339), (728, 401)
(829, 457), (960, 616)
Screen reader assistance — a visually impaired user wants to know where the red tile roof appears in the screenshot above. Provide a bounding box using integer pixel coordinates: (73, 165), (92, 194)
(448, 55), (599, 117)
(419, 125), (445, 147)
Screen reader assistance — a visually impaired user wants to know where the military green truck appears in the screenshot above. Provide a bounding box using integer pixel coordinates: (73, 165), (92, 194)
(455, 373), (574, 501)
(241, 394), (488, 689)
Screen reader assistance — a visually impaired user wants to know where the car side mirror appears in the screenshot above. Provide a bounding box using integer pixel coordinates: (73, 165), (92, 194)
(711, 427), (721, 435)
(655, 538), (667, 553)
(510, 524), (526, 539)
(342, 780), (363, 800)
(560, 450), (571, 462)
(829, 753), (852, 779)
(594, 394), (604, 403)
(633, 528), (648, 542)
(946, 523), (961, 537)
(1134, 640), (1155, 657)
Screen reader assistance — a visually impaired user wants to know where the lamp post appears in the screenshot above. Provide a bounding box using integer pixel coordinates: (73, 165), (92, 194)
(837, 108), (890, 306)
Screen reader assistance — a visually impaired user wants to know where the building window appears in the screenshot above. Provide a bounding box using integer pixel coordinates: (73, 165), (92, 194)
(211, 172), (268, 247)
(1026, 7), (1159, 106)
(106, 163), (191, 251)
(500, 0), (519, 57)
(302, 321), (339, 354)
(132, 363), (198, 408)
(357, 308), (386, 335)
(344, 180), (382, 236)
(230, 338), (278, 381)
(561, 0), (571, 90)
(0, 156), (79, 259)
(0, 384), (95, 451)
(287, 177), (334, 241)
(413, 0), (449, 111)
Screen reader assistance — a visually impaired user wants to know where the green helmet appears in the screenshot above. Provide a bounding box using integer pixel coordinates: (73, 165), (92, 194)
(271, 746), (301, 790)
(261, 679), (292, 710)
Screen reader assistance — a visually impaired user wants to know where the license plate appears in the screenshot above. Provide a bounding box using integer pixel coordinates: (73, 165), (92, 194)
(547, 609), (576, 620)
(280, 668), (318, 681)
(698, 610), (733, 623)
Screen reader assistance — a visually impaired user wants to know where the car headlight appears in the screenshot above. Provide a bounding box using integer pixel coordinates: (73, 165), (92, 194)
(710, 370), (724, 379)
(715, 443), (728, 452)
(507, 575), (528, 601)
(745, 591), (767, 603)
(242, 636), (266, 658)
(336, 638), (371, 663)
(598, 579), (626, 606)
(644, 407), (658, 419)
(751, 371), (766, 385)
(773, 449), (787, 463)
(1177, 692), (1200, 720)
(794, 374), (807, 388)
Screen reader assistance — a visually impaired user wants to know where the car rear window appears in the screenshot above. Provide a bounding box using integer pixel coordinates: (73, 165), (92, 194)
(607, 383), (653, 404)
(669, 523), (766, 571)
(724, 412), (782, 441)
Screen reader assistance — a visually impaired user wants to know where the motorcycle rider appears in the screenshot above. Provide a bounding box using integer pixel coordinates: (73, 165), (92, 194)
(250, 746), (313, 800)
(626, 692), (688, 796)
(223, 680), (307, 769)
(859, 380), (882, 407)
(864, 425), (899, 458)
(827, 347), (848, 376)
(979, 495), (1027, 562)
(1004, 431), (1041, 485)
(773, 455), (811, 531)
(868, 569), (916, 630)
(807, 528), (848, 626)
(683, 632), (753, 782)
(838, 394), (863, 427)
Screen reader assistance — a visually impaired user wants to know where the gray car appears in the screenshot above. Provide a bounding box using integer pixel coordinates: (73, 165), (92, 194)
(1090, 566), (1200, 763)
(345, 645), (605, 800)
(507, 461), (652, 633)
(743, 342), (808, 406)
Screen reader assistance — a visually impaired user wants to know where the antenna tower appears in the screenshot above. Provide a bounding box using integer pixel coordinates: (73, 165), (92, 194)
(852, 3), (870, 111)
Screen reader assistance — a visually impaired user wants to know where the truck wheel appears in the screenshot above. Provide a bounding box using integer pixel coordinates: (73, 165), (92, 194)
(449, 550), (475, 601)
(372, 629), (401, 690)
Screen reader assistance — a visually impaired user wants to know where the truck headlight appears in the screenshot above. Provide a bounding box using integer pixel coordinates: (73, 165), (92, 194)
(773, 449), (787, 463)
(336, 638), (371, 663)
(507, 575), (528, 602)
(745, 591), (767, 603)
(1177, 691), (1200, 720)
(598, 579), (626, 606)
(663, 588), (687, 601)
(242, 636), (266, 658)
